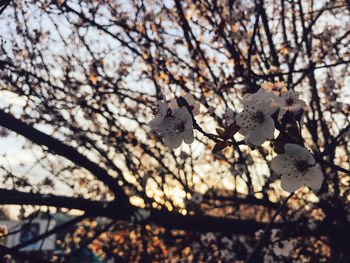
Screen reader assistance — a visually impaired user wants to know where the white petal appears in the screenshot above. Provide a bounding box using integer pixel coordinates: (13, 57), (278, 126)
(183, 129), (194, 144)
(191, 103), (200, 115)
(150, 117), (167, 132)
(284, 143), (303, 155)
(304, 167), (323, 191)
(245, 132), (265, 146)
(184, 93), (195, 105)
(149, 102), (169, 128)
(281, 174), (303, 193)
(273, 245), (283, 257)
(157, 117), (173, 132)
(164, 133), (182, 149)
(149, 118), (160, 130)
(241, 92), (254, 105)
(226, 107), (235, 119)
(271, 154), (295, 174)
(173, 107), (190, 121)
(284, 144), (315, 164)
(277, 108), (286, 120)
(169, 99), (178, 111)
(242, 93), (266, 113)
(173, 107), (192, 129)
(295, 98), (307, 109)
(157, 101), (169, 117)
(236, 111), (255, 136)
(245, 115), (275, 146)
(226, 111), (235, 126)
(184, 116), (193, 130)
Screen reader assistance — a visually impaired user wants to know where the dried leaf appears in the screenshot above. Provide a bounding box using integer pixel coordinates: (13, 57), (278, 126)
(224, 123), (240, 139)
(212, 141), (230, 154)
(216, 128), (225, 137)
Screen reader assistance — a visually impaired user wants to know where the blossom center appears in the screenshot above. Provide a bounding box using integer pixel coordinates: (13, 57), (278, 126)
(294, 160), (309, 173)
(174, 121), (185, 133)
(252, 110), (264, 123)
(285, 98), (294, 106)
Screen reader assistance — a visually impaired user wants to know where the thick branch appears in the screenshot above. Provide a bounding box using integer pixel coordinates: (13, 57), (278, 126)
(0, 189), (121, 218)
(0, 188), (330, 238)
(0, 109), (131, 212)
(0, 188), (273, 234)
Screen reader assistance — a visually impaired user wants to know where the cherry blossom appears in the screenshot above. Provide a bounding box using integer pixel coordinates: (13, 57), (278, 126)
(162, 107), (194, 149)
(221, 249), (236, 262)
(272, 240), (294, 257)
(236, 88), (281, 146)
(149, 100), (170, 131)
(149, 98), (194, 149)
(271, 143), (323, 193)
(221, 236), (233, 250)
(280, 89), (307, 115)
(270, 229), (280, 242)
(260, 82), (307, 119)
(201, 232), (216, 245)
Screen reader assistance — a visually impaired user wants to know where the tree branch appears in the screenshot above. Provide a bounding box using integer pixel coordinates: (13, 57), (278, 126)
(0, 109), (132, 213)
(0, 188), (286, 235)
(0, 0), (11, 15)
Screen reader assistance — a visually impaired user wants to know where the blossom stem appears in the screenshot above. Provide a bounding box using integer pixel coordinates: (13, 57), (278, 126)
(244, 192), (294, 263)
(316, 158), (350, 175)
(192, 117), (220, 143)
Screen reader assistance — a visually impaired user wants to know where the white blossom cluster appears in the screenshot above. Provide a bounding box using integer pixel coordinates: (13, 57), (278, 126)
(256, 228), (296, 261)
(234, 83), (306, 146)
(149, 82), (323, 193)
(271, 143), (323, 193)
(198, 233), (236, 261)
(235, 87), (281, 146)
(149, 94), (200, 149)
